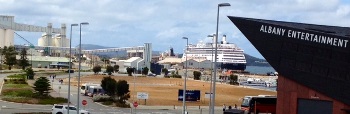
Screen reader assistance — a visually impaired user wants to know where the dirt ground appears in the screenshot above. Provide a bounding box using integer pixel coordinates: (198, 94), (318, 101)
(63, 75), (276, 107)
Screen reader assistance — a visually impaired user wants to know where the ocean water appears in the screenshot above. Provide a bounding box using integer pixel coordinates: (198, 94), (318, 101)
(245, 66), (276, 74)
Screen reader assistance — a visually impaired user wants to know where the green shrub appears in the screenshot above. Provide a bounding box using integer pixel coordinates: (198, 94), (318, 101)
(115, 102), (130, 108)
(7, 74), (26, 79)
(17, 90), (34, 97)
(17, 79), (25, 82)
(172, 74), (182, 78)
(4, 84), (30, 88)
(38, 97), (67, 104)
(2, 89), (33, 97)
(193, 71), (201, 80)
(102, 101), (113, 105)
(2, 97), (33, 103)
(229, 74), (238, 85)
(92, 95), (111, 102)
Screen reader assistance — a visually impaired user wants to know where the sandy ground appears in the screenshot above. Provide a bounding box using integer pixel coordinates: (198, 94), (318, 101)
(63, 75), (276, 107)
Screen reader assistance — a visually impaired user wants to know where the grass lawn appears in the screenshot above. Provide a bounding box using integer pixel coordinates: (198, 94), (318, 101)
(1, 74), (67, 105)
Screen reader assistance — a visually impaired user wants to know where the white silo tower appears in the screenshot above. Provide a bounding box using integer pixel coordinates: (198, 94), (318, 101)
(0, 29), (14, 47)
(38, 33), (48, 46)
(60, 24), (66, 47)
(64, 38), (70, 47)
(53, 34), (61, 47)
(5, 29), (14, 46)
(0, 29), (5, 47)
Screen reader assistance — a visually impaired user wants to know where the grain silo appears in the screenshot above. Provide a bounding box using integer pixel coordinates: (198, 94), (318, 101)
(0, 29), (4, 47)
(38, 33), (48, 46)
(53, 34), (61, 47)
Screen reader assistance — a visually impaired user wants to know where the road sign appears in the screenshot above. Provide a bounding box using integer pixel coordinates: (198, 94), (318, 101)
(205, 92), (213, 98)
(133, 101), (138, 107)
(137, 92), (149, 99)
(82, 100), (87, 106)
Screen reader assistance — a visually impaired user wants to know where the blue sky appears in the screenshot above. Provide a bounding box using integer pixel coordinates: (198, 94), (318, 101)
(1, 0), (350, 59)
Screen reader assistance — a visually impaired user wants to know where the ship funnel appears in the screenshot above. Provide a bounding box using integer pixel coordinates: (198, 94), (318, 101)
(212, 34), (217, 44)
(222, 35), (227, 44)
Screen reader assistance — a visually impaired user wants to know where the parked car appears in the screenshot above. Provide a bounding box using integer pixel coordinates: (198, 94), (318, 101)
(52, 104), (89, 114)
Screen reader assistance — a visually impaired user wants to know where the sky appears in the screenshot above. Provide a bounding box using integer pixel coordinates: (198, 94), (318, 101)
(1, 0), (350, 59)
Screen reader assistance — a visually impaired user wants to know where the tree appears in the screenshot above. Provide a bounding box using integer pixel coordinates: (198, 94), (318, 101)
(18, 48), (30, 70)
(101, 76), (117, 97)
(162, 68), (169, 76)
(101, 57), (110, 68)
(3, 46), (17, 70)
(113, 65), (119, 73)
(93, 65), (102, 74)
(33, 77), (51, 97)
(126, 67), (134, 76)
(193, 71), (201, 80)
(142, 67), (149, 75)
(229, 74), (238, 85)
(26, 67), (35, 80)
(106, 65), (114, 75)
(116, 80), (130, 103)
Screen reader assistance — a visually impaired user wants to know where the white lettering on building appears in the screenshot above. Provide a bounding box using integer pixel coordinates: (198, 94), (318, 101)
(260, 25), (348, 48)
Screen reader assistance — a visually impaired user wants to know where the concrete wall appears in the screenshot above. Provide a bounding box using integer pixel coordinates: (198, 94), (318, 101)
(277, 76), (350, 114)
(31, 61), (52, 68)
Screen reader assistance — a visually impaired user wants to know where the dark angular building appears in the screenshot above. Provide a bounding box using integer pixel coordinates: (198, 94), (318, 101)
(229, 16), (350, 114)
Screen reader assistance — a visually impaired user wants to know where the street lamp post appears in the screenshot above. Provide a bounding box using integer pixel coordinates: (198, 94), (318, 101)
(67, 23), (78, 114)
(211, 3), (230, 114)
(207, 34), (215, 113)
(182, 37), (189, 114)
(77, 22), (89, 114)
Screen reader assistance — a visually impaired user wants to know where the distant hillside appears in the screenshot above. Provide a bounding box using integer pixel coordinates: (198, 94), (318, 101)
(77, 44), (270, 66)
(77, 44), (113, 50)
(245, 53), (271, 67)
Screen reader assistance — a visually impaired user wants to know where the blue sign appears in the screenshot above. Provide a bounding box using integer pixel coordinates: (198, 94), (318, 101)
(178, 89), (200, 101)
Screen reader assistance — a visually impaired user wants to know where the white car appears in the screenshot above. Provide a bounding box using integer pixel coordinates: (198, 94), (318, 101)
(52, 104), (89, 114)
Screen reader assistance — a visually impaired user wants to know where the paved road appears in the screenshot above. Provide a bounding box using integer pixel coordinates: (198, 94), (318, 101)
(0, 71), (224, 114)
(52, 72), (224, 114)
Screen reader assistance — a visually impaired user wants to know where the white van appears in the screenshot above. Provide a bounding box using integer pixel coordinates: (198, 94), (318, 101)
(87, 85), (105, 97)
(80, 83), (100, 96)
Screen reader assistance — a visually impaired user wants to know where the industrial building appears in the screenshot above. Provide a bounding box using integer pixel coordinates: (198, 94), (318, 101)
(230, 16), (350, 114)
(1, 15), (155, 74)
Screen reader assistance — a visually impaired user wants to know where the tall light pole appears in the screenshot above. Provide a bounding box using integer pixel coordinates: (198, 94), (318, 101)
(211, 3), (230, 114)
(77, 22), (89, 114)
(182, 37), (189, 114)
(207, 34), (215, 113)
(67, 23), (78, 114)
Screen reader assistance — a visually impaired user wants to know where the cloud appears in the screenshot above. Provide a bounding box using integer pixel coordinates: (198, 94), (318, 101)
(1, 0), (350, 59)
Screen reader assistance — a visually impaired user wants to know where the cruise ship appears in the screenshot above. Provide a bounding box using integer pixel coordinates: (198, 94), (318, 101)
(182, 35), (246, 70)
